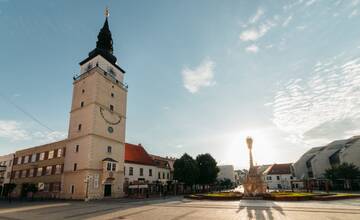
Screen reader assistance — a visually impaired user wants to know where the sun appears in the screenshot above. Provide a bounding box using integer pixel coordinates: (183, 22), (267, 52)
(222, 128), (275, 168)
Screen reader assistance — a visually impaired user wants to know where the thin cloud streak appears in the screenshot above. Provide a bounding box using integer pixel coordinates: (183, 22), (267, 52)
(269, 56), (360, 145)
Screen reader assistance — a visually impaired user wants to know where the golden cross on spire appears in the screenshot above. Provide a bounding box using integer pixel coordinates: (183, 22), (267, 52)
(105, 7), (110, 17)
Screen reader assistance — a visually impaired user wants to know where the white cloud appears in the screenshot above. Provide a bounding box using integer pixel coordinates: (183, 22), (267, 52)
(0, 120), (66, 143)
(305, 0), (317, 7)
(269, 56), (360, 145)
(245, 44), (259, 53)
(239, 21), (276, 42)
(282, 15), (293, 27)
(249, 8), (264, 24)
(296, 25), (307, 30)
(182, 59), (216, 93)
(0, 120), (30, 142)
(349, 9), (358, 18)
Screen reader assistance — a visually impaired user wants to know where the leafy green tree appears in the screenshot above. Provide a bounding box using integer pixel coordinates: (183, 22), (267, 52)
(173, 153), (199, 187)
(325, 163), (360, 190)
(196, 153), (219, 187)
(3, 183), (16, 198)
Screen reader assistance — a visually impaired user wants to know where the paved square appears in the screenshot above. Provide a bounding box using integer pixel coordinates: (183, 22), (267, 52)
(1, 197), (360, 220)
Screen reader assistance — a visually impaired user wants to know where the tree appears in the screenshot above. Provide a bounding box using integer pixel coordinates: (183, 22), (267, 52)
(3, 183), (16, 199)
(173, 153), (199, 187)
(325, 163), (360, 190)
(196, 153), (219, 187)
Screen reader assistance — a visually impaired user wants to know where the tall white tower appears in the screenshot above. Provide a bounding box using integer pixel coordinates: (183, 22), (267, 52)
(62, 10), (127, 199)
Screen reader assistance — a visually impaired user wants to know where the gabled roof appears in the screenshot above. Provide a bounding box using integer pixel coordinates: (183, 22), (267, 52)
(125, 143), (156, 166)
(265, 163), (293, 175)
(150, 154), (176, 170)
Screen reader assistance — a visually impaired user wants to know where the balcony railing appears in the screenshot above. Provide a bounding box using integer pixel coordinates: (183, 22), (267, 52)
(73, 66), (128, 91)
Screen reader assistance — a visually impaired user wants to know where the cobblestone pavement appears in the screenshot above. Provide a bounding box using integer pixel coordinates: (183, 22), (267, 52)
(1, 197), (360, 220)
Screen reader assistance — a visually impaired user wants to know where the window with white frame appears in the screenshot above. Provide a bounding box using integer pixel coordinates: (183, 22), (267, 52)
(31, 153), (36, 163)
(48, 150), (54, 159)
(57, 148), (63, 157)
(24, 155), (29, 164)
(55, 164), (62, 174)
(46, 166), (52, 175)
(29, 169), (34, 177)
(37, 167), (43, 176)
(39, 152), (45, 161)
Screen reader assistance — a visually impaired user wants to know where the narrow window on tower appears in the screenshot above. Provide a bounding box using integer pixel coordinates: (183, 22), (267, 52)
(71, 185), (75, 194)
(73, 163), (77, 171)
(75, 145), (79, 153)
(111, 93), (114, 98)
(80, 101), (84, 107)
(107, 146), (112, 153)
(82, 89), (85, 94)
(78, 124), (82, 131)
(110, 105), (114, 111)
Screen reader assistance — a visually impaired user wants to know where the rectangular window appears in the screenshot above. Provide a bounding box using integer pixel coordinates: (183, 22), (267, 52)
(31, 153), (36, 163)
(46, 166), (52, 175)
(140, 168), (143, 176)
(15, 171), (20, 179)
(39, 152), (45, 161)
(48, 150), (54, 160)
(107, 163), (112, 171)
(110, 105), (114, 111)
(44, 183), (50, 192)
(111, 93), (114, 97)
(71, 185), (75, 194)
(158, 172), (160, 179)
(277, 176), (280, 180)
(80, 101), (84, 107)
(78, 124), (82, 131)
(29, 169), (34, 177)
(37, 167), (43, 177)
(53, 183), (61, 192)
(112, 163), (116, 171)
(55, 165), (62, 175)
(24, 155), (29, 164)
(149, 169), (152, 176)
(57, 148), (63, 157)
(75, 145), (79, 152)
(107, 146), (112, 153)
(94, 174), (99, 188)
(21, 170), (26, 178)
(73, 163), (77, 171)
(129, 167), (133, 176)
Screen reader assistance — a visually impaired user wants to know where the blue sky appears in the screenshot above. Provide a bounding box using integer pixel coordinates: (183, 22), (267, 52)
(1, 0), (360, 169)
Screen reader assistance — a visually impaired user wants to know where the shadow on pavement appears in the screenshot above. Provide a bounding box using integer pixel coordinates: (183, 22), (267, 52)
(236, 201), (285, 220)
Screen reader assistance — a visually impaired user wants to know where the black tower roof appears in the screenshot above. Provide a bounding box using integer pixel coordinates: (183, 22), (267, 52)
(80, 14), (125, 73)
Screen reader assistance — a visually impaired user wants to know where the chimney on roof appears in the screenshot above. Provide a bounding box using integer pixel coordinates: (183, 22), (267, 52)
(138, 143), (142, 146)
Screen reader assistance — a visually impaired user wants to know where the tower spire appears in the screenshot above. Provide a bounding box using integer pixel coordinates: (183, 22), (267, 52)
(95, 8), (113, 55)
(105, 6), (110, 18)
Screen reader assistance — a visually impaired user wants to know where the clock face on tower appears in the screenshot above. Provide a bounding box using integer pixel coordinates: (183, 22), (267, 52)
(100, 107), (121, 125)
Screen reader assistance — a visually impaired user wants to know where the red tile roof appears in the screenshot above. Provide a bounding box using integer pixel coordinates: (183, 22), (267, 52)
(125, 143), (156, 166)
(265, 163), (293, 175)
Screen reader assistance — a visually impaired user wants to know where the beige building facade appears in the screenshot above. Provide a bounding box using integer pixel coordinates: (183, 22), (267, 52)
(11, 140), (67, 198)
(61, 16), (127, 200)
(0, 14), (128, 200)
